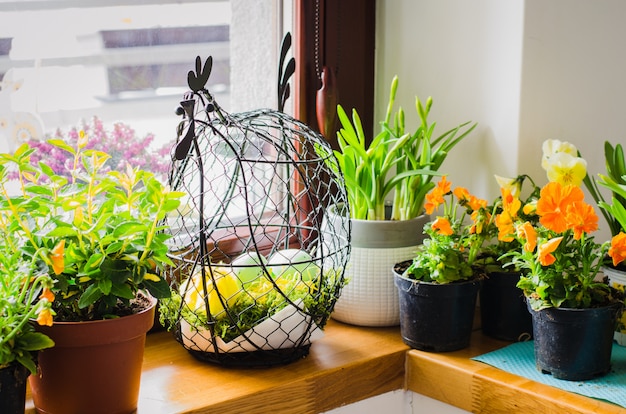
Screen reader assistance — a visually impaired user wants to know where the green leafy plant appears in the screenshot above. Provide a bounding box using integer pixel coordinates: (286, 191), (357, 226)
(403, 177), (489, 284)
(0, 246), (55, 373)
(0, 135), (184, 321)
(502, 181), (622, 310)
(588, 142), (626, 238)
(494, 140), (626, 310)
(332, 76), (476, 220)
(479, 174), (541, 273)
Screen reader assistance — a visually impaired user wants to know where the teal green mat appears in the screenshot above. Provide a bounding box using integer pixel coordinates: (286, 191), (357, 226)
(471, 341), (626, 408)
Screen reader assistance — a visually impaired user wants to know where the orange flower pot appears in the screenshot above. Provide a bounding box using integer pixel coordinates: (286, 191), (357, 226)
(29, 296), (156, 414)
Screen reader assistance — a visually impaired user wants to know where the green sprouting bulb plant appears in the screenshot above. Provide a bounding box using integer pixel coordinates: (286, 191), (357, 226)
(332, 76), (476, 221)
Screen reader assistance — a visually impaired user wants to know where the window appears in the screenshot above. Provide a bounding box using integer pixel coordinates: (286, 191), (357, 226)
(0, 1), (233, 156)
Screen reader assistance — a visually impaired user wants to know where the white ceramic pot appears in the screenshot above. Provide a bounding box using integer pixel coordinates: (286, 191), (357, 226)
(326, 207), (429, 327)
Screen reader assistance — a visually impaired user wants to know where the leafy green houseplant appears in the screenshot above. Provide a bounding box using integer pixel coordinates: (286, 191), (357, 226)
(0, 248), (55, 374)
(579, 141), (626, 343)
(393, 177), (487, 351)
(582, 141), (626, 240)
(499, 139), (625, 310)
(0, 136), (182, 321)
(502, 180), (620, 310)
(402, 176), (490, 283)
(333, 76), (476, 221)
(324, 76), (477, 327)
(0, 133), (183, 413)
(494, 140), (626, 380)
(0, 245), (54, 412)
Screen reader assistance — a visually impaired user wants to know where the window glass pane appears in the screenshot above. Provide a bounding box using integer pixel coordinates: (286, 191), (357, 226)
(0, 1), (231, 172)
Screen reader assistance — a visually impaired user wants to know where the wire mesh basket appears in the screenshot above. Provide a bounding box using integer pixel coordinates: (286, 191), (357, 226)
(159, 51), (350, 367)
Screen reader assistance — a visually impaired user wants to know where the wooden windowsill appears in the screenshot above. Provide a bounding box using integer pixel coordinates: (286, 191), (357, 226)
(406, 330), (625, 413)
(26, 320), (408, 414)
(25, 319), (625, 413)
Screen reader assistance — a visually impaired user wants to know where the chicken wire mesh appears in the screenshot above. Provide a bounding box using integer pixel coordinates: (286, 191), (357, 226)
(159, 50), (350, 367)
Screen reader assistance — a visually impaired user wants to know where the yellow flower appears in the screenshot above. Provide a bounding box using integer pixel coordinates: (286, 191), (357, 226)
(40, 287), (55, 303)
(522, 200), (537, 215)
(516, 221), (537, 252)
(544, 152), (587, 187)
(537, 236), (562, 266)
(609, 232), (626, 267)
(541, 139), (579, 170)
(495, 211), (515, 242)
(50, 240), (65, 275)
(36, 308), (54, 327)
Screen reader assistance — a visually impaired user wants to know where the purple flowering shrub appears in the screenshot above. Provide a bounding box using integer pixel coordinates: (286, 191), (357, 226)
(24, 116), (173, 180)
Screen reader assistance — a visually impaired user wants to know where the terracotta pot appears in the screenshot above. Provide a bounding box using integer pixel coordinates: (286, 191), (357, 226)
(0, 362), (29, 414)
(29, 295), (156, 414)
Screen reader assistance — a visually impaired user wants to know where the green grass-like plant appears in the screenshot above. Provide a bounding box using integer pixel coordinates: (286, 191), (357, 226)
(332, 76), (476, 220)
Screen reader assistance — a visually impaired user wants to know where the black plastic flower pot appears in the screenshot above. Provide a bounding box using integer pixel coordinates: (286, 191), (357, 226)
(528, 301), (621, 381)
(394, 264), (482, 352)
(0, 362), (29, 414)
(479, 270), (533, 342)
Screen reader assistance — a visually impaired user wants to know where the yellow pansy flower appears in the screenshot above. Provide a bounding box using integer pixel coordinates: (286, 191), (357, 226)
(544, 152), (587, 187)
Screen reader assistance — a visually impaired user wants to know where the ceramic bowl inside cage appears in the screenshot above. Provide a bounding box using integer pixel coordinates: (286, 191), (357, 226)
(171, 244), (342, 355)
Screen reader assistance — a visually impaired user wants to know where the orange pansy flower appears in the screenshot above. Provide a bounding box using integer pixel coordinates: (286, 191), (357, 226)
(609, 232), (626, 267)
(431, 217), (453, 236)
(453, 186), (470, 203)
(537, 236), (562, 266)
(495, 212), (515, 242)
(468, 195), (487, 211)
(564, 201), (598, 240)
(516, 221), (537, 252)
(50, 240), (65, 275)
(536, 182), (584, 233)
(424, 187), (445, 215)
(436, 175), (452, 195)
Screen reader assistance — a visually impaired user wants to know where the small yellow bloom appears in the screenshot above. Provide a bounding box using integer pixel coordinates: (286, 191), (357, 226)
(544, 152), (587, 187)
(495, 211), (515, 242)
(609, 232), (626, 267)
(50, 240), (65, 275)
(523, 200), (537, 215)
(40, 287), (55, 303)
(516, 221), (537, 252)
(77, 129), (89, 149)
(36, 308), (53, 327)
(538, 236), (562, 266)
(73, 205), (84, 226)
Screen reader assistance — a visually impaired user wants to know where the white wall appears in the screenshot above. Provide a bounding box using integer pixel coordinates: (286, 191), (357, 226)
(376, 0), (524, 200)
(376, 0), (626, 241)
